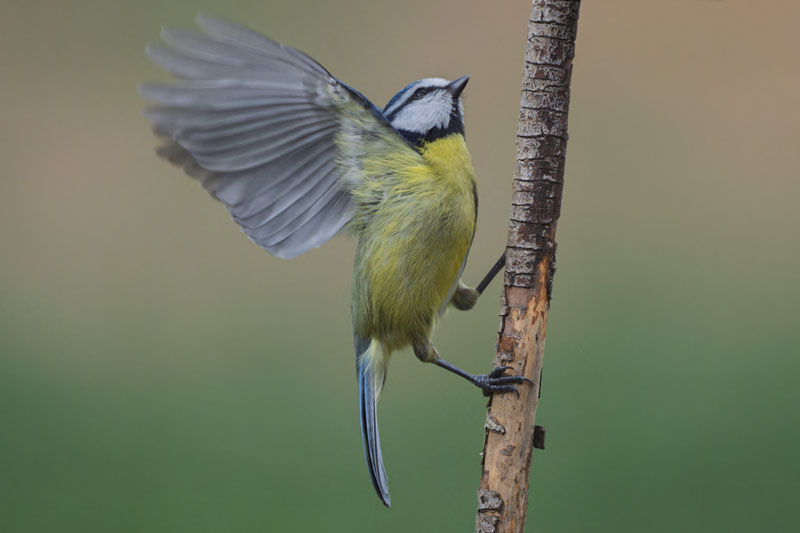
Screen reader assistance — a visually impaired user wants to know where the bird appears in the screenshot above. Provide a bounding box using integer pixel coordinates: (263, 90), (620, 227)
(140, 14), (529, 507)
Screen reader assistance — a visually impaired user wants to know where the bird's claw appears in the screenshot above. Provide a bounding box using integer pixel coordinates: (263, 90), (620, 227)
(473, 366), (532, 397)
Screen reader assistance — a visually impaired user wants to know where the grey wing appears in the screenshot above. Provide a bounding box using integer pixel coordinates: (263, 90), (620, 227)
(140, 14), (387, 258)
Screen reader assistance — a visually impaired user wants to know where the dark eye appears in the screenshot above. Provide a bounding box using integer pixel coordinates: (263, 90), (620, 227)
(412, 88), (427, 100)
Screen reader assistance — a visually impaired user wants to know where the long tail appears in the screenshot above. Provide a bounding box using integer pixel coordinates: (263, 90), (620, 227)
(355, 334), (391, 507)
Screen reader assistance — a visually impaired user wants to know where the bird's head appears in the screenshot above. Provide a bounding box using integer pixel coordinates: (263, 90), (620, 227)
(382, 75), (469, 147)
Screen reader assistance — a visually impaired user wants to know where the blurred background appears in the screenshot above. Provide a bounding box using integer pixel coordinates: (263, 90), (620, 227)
(1, 0), (798, 531)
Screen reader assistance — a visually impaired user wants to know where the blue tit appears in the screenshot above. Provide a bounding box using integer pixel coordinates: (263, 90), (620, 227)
(140, 14), (529, 507)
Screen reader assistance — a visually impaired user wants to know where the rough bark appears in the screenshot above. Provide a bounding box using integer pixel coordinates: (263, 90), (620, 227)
(475, 1), (581, 532)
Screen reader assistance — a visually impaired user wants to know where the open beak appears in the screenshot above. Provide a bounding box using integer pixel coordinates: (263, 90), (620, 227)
(447, 75), (470, 98)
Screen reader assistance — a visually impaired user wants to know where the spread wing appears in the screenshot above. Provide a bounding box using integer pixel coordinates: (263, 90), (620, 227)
(140, 14), (421, 258)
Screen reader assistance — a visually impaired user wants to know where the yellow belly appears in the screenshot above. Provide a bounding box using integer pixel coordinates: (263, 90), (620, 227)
(350, 134), (477, 352)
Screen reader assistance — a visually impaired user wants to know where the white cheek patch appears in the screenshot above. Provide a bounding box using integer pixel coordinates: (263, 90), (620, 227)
(390, 91), (452, 133)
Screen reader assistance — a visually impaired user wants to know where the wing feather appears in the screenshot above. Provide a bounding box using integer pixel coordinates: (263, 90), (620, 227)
(214, 144), (336, 211)
(140, 82), (314, 109)
(232, 159), (337, 229)
(143, 103), (319, 131)
(245, 175), (342, 245)
(141, 14), (422, 258)
(195, 13), (329, 77)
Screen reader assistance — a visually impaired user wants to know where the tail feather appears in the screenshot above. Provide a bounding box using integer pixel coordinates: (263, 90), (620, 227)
(355, 334), (391, 507)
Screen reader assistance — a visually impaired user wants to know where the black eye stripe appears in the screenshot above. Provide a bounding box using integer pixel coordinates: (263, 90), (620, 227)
(385, 85), (446, 120)
(412, 87), (428, 99)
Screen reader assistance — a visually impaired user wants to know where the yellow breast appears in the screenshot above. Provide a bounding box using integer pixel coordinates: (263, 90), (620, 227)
(351, 134), (477, 351)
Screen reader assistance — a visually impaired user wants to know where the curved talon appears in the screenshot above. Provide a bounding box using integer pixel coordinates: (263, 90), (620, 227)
(490, 376), (529, 385)
(482, 384), (520, 398)
(434, 358), (531, 398)
(489, 366), (513, 378)
(472, 366), (531, 397)
(498, 384), (521, 397)
(489, 366), (533, 384)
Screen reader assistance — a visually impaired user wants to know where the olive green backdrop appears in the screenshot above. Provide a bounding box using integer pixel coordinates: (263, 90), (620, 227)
(1, 0), (798, 531)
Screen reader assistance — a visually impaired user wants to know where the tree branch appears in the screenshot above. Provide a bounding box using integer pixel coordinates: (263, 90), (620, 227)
(475, 1), (581, 532)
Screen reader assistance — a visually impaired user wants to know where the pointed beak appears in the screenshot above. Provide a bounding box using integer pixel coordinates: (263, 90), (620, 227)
(447, 75), (470, 98)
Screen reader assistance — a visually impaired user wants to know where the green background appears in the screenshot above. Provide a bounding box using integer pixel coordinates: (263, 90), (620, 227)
(1, 0), (798, 531)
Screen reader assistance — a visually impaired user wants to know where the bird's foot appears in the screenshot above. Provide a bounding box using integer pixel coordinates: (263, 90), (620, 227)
(471, 366), (532, 397)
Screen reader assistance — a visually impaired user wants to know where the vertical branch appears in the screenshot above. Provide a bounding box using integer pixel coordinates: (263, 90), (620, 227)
(475, 1), (581, 532)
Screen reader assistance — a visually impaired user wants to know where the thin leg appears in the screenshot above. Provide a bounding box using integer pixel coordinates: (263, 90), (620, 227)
(451, 252), (506, 311)
(435, 358), (531, 397)
(476, 253), (506, 295)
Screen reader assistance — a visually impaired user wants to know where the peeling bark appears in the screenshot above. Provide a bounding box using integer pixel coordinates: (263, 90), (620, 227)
(475, 1), (581, 532)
